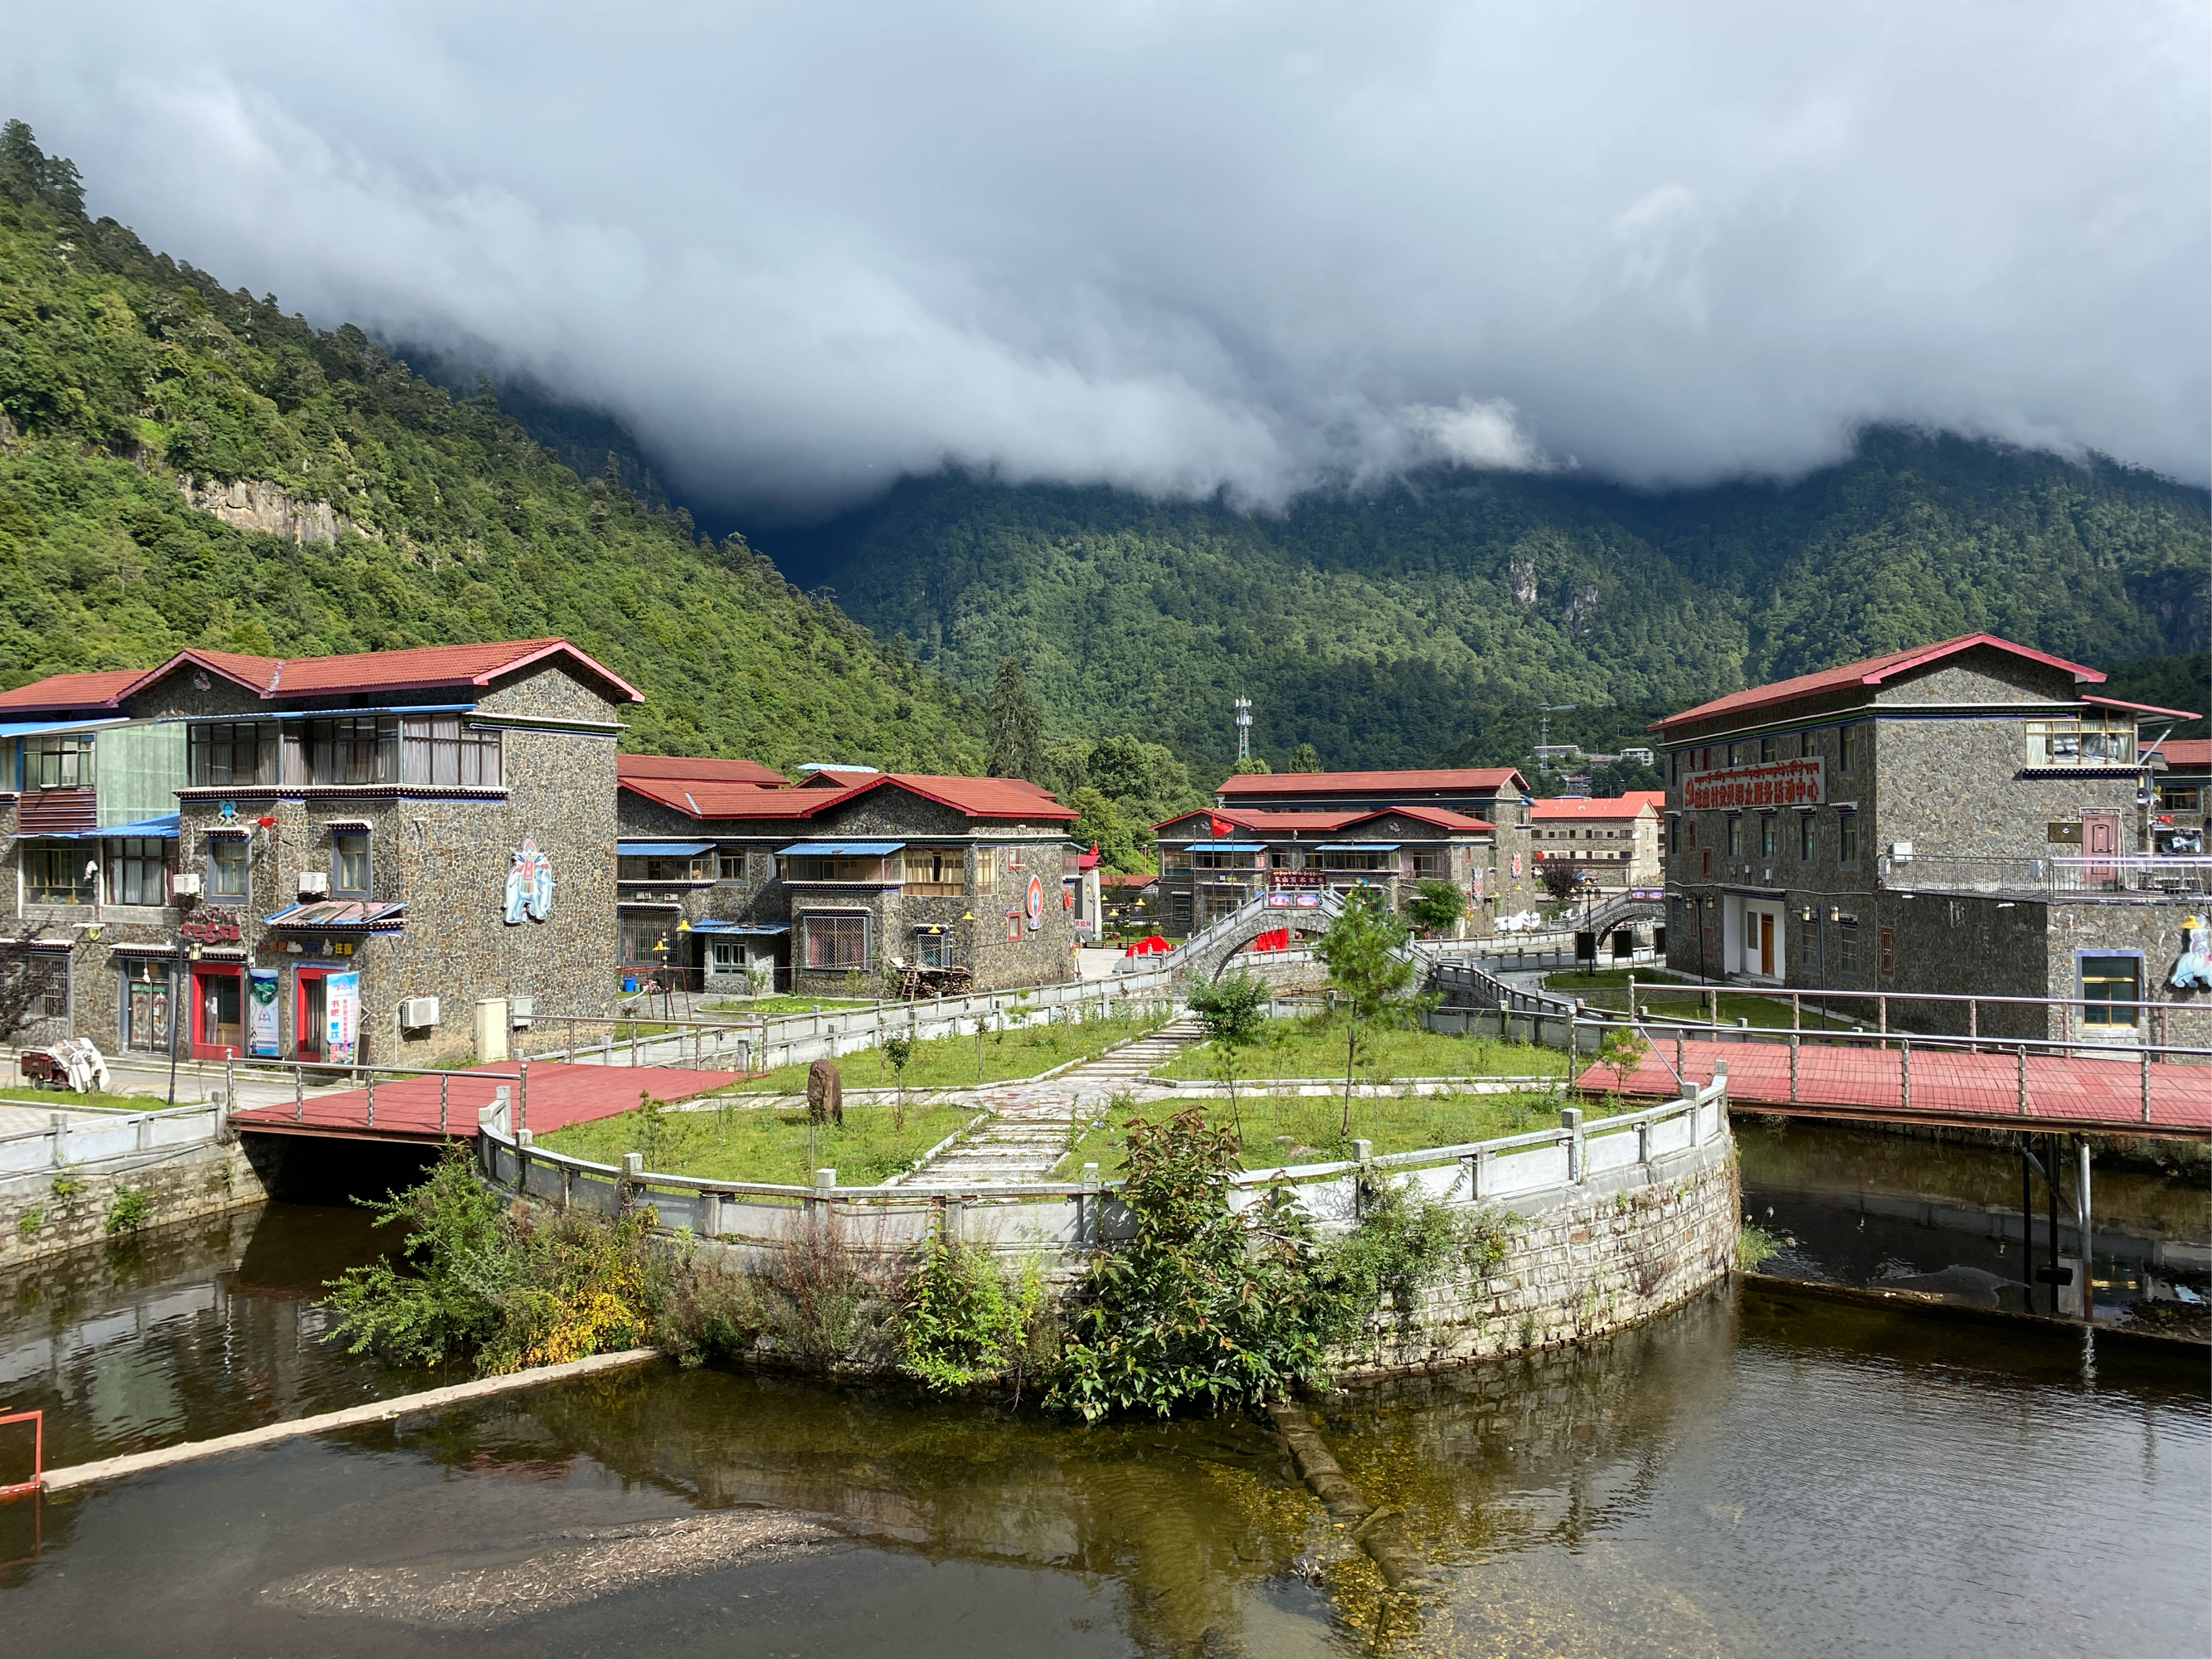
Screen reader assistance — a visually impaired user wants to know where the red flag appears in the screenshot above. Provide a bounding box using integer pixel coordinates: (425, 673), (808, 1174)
(1208, 815), (1233, 837)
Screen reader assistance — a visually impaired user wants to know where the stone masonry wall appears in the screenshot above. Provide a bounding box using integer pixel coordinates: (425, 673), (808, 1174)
(0, 1135), (280, 1272)
(1330, 1135), (1740, 1379)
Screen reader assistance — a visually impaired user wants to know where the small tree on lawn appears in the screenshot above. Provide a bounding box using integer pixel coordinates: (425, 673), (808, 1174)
(1537, 859), (1582, 903)
(1597, 1025), (1650, 1097)
(1405, 878), (1466, 938)
(882, 1034), (915, 1130)
(1185, 968), (1271, 1133)
(1314, 889), (1415, 1141)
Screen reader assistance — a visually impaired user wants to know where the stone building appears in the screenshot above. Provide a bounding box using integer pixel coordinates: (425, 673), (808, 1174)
(614, 758), (1081, 995)
(1652, 632), (2206, 1040)
(1150, 801), (1540, 940)
(0, 640), (636, 1065)
(1529, 792), (1664, 890)
(2149, 736), (2208, 854)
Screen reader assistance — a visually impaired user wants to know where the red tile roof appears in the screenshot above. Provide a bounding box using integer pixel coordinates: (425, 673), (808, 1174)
(1101, 871), (1158, 888)
(2082, 695), (2204, 721)
(616, 754), (789, 786)
(1217, 766), (1524, 798)
(1155, 803), (1494, 834)
(0, 638), (644, 711)
(2152, 737), (2210, 769)
(1530, 791), (1665, 820)
(623, 771), (1075, 824)
(0, 669), (146, 710)
(1649, 634), (2101, 732)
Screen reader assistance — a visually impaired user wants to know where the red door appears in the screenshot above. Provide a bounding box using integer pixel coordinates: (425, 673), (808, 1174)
(294, 970), (328, 1063)
(2082, 810), (2121, 886)
(192, 967), (243, 1059)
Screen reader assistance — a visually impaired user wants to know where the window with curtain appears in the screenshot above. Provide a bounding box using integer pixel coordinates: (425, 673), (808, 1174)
(333, 831), (371, 895)
(400, 715), (502, 786)
(801, 912), (869, 970)
(1837, 810), (1859, 865)
(24, 735), (95, 788)
(187, 722), (277, 786)
(2080, 956), (2142, 1026)
(109, 837), (168, 905)
(307, 717), (399, 786)
(24, 842), (94, 903)
(208, 836), (249, 900)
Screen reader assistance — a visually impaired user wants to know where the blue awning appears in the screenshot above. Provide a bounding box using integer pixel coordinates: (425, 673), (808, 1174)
(1190, 842), (1265, 853)
(775, 840), (903, 857)
(36, 812), (182, 841)
(617, 840), (712, 857)
(1315, 842), (1401, 851)
(688, 921), (790, 935)
(0, 717), (130, 738)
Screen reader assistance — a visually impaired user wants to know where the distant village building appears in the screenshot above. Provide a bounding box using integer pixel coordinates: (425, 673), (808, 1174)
(1652, 632), (2205, 1040)
(614, 758), (1080, 994)
(2148, 737), (2208, 855)
(1529, 792), (1664, 889)
(0, 640), (634, 1063)
(1157, 765), (1548, 939)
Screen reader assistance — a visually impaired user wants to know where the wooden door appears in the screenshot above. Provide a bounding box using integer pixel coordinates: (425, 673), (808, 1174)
(1759, 912), (1776, 976)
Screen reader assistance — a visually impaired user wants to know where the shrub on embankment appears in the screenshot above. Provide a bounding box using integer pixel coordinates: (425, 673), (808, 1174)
(324, 1120), (1510, 1408)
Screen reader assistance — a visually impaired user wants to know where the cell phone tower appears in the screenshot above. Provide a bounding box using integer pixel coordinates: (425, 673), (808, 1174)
(1234, 696), (1252, 761)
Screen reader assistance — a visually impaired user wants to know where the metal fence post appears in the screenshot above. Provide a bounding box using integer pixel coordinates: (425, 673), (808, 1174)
(294, 1065), (304, 1124)
(440, 1072), (450, 1136)
(518, 1061), (529, 1136)
(2017, 1044), (2029, 1116)
(2141, 1044), (2151, 1125)
(1900, 1039), (1910, 1112)
(1789, 1032), (1800, 1103)
(365, 1073), (375, 1129)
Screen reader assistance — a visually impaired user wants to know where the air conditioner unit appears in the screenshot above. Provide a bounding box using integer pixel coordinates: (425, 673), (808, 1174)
(509, 995), (535, 1030)
(170, 873), (202, 898)
(1890, 841), (1914, 860)
(399, 996), (440, 1030)
(297, 871), (331, 898)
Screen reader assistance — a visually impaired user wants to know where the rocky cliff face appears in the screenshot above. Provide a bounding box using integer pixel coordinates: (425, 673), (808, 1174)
(176, 474), (377, 545)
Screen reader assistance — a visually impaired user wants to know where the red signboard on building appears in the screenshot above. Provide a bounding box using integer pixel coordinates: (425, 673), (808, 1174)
(1681, 758), (1824, 812)
(177, 916), (243, 945)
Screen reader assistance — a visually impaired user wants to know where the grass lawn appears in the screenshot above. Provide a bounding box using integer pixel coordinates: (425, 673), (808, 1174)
(0, 1087), (197, 1112)
(541, 1097), (975, 1187)
(696, 995), (876, 1017)
(1057, 1087), (1594, 1179)
(1151, 1011), (1566, 1087)
(1540, 971), (1874, 1032)
(723, 1010), (1169, 1094)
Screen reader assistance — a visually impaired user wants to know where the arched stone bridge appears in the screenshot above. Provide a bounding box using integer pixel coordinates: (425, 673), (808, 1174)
(1117, 888), (1350, 982)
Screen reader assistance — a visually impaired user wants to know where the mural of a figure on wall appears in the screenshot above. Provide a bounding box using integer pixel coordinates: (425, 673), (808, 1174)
(504, 839), (554, 926)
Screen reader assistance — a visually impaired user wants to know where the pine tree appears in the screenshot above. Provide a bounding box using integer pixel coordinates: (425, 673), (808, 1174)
(985, 657), (1046, 781)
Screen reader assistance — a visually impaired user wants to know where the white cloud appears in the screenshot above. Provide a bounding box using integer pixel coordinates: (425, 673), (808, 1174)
(7, 1), (2205, 513)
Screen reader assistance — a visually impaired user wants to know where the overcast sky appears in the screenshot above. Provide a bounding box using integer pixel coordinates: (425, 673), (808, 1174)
(12, 2), (2208, 514)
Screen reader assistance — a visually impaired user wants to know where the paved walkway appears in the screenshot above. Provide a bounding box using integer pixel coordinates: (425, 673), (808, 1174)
(901, 1018), (1208, 1186)
(1581, 1037), (2210, 1136)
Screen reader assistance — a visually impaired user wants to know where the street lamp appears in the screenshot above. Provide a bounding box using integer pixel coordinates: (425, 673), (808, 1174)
(166, 940), (202, 1108)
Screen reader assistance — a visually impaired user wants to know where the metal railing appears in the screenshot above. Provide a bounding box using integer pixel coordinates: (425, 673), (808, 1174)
(472, 1073), (1732, 1256)
(1883, 853), (2212, 896)
(0, 1101), (225, 1176)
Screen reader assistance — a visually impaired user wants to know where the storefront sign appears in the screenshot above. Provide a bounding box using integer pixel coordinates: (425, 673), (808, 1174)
(504, 839), (554, 925)
(178, 916), (242, 945)
(246, 969), (280, 1058)
(325, 971), (361, 1065)
(1682, 758), (1824, 812)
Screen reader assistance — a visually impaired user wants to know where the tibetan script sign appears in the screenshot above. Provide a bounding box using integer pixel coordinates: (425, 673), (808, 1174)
(1682, 758), (1824, 812)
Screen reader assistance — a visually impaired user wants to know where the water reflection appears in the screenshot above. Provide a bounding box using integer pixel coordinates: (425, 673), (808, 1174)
(2, 1186), (2208, 1657)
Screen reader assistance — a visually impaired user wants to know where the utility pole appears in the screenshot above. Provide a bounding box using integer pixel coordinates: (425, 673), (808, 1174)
(1537, 703), (1577, 771)
(1233, 696), (1252, 763)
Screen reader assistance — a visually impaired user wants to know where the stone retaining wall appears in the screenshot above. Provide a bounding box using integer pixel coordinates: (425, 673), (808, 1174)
(1332, 1134), (1738, 1378)
(0, 1136), (280, 1272)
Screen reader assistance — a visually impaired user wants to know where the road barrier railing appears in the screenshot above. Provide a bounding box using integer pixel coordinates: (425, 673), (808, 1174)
(0, 1101), (226, 1176)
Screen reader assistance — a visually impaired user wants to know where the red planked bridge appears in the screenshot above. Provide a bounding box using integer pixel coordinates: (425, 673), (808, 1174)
(228, 1062), (741, 1143)
(1578, 1035), (2210, 1138)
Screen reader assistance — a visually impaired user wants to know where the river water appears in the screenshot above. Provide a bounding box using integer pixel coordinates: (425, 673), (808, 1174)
(1, 1129), (2205, 1657)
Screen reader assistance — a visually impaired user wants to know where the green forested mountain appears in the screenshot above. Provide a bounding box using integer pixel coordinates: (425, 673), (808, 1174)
(0, 124), (982, 774)
(795, 434), (2209, 772)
